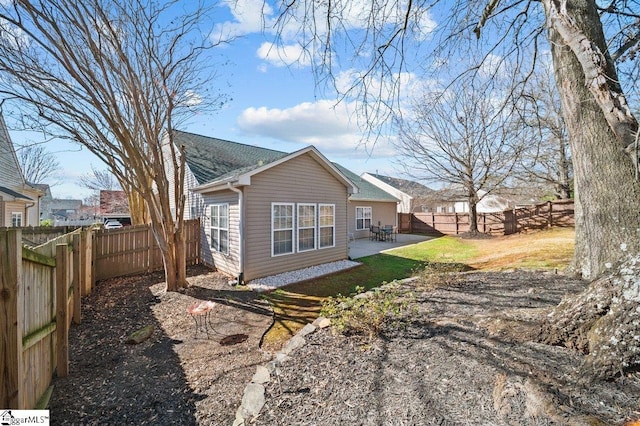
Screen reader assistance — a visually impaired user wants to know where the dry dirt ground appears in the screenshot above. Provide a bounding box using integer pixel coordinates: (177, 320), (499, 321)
(48, 266), (640, 425)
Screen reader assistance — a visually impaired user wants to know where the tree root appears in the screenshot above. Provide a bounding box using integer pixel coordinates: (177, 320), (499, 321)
(539, 257), (640, 380)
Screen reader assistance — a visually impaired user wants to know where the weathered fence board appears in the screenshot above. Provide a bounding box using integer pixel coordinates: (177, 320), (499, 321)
(1, 228), (75, 409)
(2, 220), (202, 408)
(398, 200), (574, 236)
(1, 229), (23, 408)
(93, 219), (201, 281)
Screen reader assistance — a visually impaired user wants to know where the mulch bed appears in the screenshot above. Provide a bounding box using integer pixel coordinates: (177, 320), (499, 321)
(48, 265), (273, 425)
(256, 271), (640, 425)
(48, 267), (640, 425)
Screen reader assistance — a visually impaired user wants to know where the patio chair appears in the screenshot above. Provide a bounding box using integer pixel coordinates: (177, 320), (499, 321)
(370, 226), (380, 241)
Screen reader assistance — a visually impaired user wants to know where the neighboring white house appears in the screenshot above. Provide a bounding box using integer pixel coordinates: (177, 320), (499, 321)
(361, 172), (433, 213)
(432, 188), (513, 213)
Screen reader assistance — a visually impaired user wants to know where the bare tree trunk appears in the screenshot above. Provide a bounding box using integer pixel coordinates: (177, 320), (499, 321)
(539, 0), (640, 379)
(545, 0), (640, 279)
(468, 190), (479, 233)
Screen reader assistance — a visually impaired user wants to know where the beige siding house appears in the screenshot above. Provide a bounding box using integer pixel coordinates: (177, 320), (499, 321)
(172, 131), (358, 283)
(333, 165), (400, 240)
(0, 112), (42, 227)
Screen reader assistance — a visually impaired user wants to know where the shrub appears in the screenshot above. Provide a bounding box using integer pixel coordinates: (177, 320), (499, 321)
(321, 283), (413, 341)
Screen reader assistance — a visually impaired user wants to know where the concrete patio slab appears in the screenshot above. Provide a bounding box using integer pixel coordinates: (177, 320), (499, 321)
(348, 233), (435, 259)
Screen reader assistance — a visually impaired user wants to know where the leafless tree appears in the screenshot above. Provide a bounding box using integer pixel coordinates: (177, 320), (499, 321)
(79, 165), (118, 192)
(0, 0), (228, 291)
(515, 66), (572, 199)
(395, 78), (526, 232)
(15, 143), (60, 185)
(269, 0), (640, 379)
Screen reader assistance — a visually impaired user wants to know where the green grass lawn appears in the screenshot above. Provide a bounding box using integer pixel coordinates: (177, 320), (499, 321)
(261, 228), (575, 348)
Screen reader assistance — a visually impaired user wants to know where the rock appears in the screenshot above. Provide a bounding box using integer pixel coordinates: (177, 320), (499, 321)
(240, 383), (265, 418)
(354, 292), (373, 300)
(232, 408), (245, 426)
(281, 334), (305, 355)
(298, 323), (316, 336)
(264, 360), (278, 373)
(275, 352), (290, 364)
(252, 365), (270, 384)
(313, 317), (331, 328)
(124, 325), (154, 344)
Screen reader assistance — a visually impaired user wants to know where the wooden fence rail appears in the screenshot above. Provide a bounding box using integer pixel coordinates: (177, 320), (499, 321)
(0, 219), (201, 409)
(398, 200), (574, 236)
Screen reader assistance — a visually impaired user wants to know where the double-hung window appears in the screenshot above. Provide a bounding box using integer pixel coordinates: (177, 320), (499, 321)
(210, 204), (229, 254)
(272, 203), (294, 256)
(318, 204), (335, 248)
(11, 212), (22, 227)
(297, 203), (316, 252)
(355, 206), (372, 230)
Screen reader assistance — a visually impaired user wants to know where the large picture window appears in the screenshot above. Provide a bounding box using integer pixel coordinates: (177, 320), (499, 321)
(272, 203), (294, 256)
(210, 204), (229, 254)
(297, 203), (316, 252)
(355, 206), (372, 230)
(319, 204), (335, 248)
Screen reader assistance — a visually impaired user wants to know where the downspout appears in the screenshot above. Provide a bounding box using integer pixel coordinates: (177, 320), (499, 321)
(25, 201), (35, 226)
(227, 183), (244, 284)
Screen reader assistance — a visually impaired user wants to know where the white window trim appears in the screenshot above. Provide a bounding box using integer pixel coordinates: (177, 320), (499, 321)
(355, 206), (372, 231)
(318, 204), (335, 249)
(297, 203), (317, 252)
(210, 204), (229, 255)
(271, 202), (295, 257)
(11, 212), (23, 227)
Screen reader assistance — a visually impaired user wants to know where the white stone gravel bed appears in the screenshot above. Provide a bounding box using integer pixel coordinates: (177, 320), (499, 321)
(247, 260), (361, 292)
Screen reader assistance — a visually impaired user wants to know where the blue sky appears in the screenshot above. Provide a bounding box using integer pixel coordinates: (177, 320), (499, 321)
(9, 0), (422, 200)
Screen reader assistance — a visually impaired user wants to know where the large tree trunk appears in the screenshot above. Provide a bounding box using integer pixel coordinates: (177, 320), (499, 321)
(468, 191), (479, 233)
(539, 0), (640, 379)
(546, 0), (640, 279)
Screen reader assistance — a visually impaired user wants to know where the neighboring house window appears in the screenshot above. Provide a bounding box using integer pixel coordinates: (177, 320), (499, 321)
(272, 203), (294, 256)
(319, 204), (335, 248)
(297, 203), (316, 252)
(355, 206), (372, 230)
(11, 212), (22, 227)
(210, 204), (229, 254)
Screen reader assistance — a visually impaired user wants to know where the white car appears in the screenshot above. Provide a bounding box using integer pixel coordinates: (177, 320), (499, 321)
(104, 220), (123, 229)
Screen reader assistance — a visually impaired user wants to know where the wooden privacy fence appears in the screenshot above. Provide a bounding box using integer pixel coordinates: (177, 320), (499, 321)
(0, 228), (83, 409)
(398, 200), (575, 236)
(1, 220), (201, 409)
(93, 219), (201, 281)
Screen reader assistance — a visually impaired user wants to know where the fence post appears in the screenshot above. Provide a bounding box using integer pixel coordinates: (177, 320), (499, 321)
(56, 244), (69, 378)
(455, 213), (459, 235)
(0, 229), (23, 408)
(548, 201), (553, 228)
(72, 234), (81, 325)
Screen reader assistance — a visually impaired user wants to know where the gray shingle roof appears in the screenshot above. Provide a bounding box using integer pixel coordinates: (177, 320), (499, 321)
(334, 164), (398, 202)
(174, 130), (289, 185)
(367, 173), (434, 197)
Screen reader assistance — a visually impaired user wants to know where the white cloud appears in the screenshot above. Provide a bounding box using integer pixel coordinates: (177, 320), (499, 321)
(236, 99), (396, 158)
(256, 42), (312, 67)
(478, 53), (505, 78)
(182, 90), (203, 106)
(212, 0), (275, 42)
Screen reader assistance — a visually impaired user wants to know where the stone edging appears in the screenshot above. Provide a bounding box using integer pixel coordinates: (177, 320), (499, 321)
(232, 316), (332, 426)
